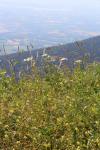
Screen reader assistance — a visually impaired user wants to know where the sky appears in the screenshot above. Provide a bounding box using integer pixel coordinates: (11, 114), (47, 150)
(0, 0), (100, 9)
(0, 0), (100, 17)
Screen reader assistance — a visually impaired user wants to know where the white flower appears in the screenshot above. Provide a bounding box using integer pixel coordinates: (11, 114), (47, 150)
(59, 57), (68, 68)
(60, 58), (68, 62)
(74, 59), (82, 64)
(42, 54), (48, 57)
(24, 56), (33, 62)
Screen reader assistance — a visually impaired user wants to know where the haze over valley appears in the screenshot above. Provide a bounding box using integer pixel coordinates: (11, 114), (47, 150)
(0, 0), (100, 53)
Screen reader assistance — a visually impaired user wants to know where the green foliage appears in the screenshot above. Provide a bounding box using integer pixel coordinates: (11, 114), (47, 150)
(0, 63), (100, 150)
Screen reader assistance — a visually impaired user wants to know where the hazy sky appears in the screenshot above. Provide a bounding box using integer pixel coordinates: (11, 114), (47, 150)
(0, 0), (99, 19)
(0, 0), (100, 10)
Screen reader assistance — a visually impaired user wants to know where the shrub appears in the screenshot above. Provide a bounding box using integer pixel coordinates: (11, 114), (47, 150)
(0, 63), (100, 149)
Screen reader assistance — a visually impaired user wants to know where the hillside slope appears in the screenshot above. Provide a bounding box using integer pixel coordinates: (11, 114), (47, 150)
(0, 36), (100, 74)
(46, 35), (100, 62)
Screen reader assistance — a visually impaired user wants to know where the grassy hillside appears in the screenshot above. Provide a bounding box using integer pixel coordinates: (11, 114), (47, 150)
(0, 62), (100, 150)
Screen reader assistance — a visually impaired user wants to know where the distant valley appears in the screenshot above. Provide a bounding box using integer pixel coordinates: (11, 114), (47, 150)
(0, 5), (100, 54)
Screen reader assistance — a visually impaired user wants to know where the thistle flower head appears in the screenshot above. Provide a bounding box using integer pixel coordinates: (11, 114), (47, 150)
(60, 57), (68, 62)
(42, 54), (48, 57)
(24, 56), (33, 62)
(74, 59), (82, 64)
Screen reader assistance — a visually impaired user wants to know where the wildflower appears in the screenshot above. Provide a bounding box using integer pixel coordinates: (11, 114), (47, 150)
(42, 48), (50, 58)
(95, 121), (99, 125)
(76, 146), (80, 150)
(59, 57), (68, 67)
(65, 123), (69, 126)
(60, 57), (68, 61)
(43, 143), (51, 148)
(9, 109), (14, 113)
(74, 59), (82, 64)
(75, 127), (79, 132)
(66, 96), (70, 99)
(4, 125), (9, 128)
(24, 56), (33, 62)
(16, 141), (20, 144)
(42, 53), (49, 57)
(4, 134), (9, 139)
(24, 136), (27, 139)
(13, 131), (16, 136)
(61, 135), (65, 141)
(85, 131), (91, 136)
(77, 141), (80, 145)
(16, 119), (20, 123)
(57, 117), (63, 123)
(0, 70), (6, 75)
(96, 138), (99, 143)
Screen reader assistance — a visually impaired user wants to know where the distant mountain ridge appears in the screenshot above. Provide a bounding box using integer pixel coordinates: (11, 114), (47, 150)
(0, 35), (100, 76)
(45, 35), (100, 62)
(5, 35), (100, 61)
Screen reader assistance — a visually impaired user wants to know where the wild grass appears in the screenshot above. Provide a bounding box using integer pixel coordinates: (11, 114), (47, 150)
(0, 61), (100, 150)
